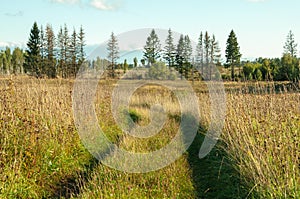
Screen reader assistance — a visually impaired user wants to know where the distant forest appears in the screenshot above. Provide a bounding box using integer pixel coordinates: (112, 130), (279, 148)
(0, 22), (86, 78)
(0, 22), (299, 82)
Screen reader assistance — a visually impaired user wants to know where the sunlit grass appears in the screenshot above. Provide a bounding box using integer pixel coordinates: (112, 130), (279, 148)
(0, 76), (299, 198)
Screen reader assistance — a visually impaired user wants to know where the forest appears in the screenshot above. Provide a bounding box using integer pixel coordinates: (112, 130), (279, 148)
(0, 22), (299, 82)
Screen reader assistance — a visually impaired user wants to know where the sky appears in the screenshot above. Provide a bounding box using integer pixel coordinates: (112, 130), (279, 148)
(0, 0), (300, 60)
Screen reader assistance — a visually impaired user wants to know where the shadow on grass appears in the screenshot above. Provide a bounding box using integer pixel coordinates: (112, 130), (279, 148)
(50, 112), (259, 198)
(186, 132), (258, 199)
(50, 157), (99, 199)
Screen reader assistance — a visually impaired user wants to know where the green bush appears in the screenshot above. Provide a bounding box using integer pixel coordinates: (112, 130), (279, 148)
(148, 62), (176, 80)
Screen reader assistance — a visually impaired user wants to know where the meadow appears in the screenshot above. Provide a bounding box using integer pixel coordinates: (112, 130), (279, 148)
(0, 76), (299, 198)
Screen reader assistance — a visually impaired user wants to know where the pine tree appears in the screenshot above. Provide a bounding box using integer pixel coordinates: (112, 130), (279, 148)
(40, 25), (46, 75)
(284, 30), (298, 57)
(209, 35), (221, 79)
(183, 35), (193, 79)
(203, 31), (211, 79)
(69, 28), (78, 77)
(45, 24), (56, 78)
(57, 26), (64, 77)
(176, 35), (185, 77)
(24, 22), (41, 77)
(78, 26), (86, 67)
(211, 35), (221, 65)
(196, 32), (204, 75)
(107, 32), (119, 78)
(183, 35), (192, 62)
(177, 35), (185, 58)
(63, 24), (70, 77)
(204, 32), (210, 65)
(143, 29), (161, 66)
(163, 28), (176, 67)
(56, 24), (71, 78)
(225, 30), (241, 80)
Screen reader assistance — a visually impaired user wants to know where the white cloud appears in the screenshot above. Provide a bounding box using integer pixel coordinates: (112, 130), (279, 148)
(90, 0), (117, 10)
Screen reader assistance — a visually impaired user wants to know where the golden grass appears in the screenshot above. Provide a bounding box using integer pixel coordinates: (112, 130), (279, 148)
(224, 90), (299, 198)
(0, 76), (299, 198)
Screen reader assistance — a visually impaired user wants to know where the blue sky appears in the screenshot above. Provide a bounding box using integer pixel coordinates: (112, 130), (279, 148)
(0, 0), (299, 59)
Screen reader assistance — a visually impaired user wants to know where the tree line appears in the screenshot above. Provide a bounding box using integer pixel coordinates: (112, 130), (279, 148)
(0, 22), (86, 78)
(25, 22), (86, 78)
(107, 28), (300, 82)
(106, 29), (222, 80)
(239, 31), (300, 82)
(1, 24), (299, 82)
(142, 29), (223, 80)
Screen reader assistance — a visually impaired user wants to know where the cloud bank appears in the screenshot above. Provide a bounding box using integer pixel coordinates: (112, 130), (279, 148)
(90, 0), (115, 10)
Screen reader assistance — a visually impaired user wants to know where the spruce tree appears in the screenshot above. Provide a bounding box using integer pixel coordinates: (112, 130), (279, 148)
(284, 30), (298, 57)
(163, 28), (176, 67)
(78, 26), (86, 67)
(183, 35), (193, 79)
(70, 29), (78, 77)
(176, 35), (185, 76)
(24, 22), (41, 77)
(203, 31), (211, 79)
(183, 35), (192, 62)
(209, 35), (221, 79)
(63, 24), (70, 77)
(143, 29), (161, 66)
(45, 24), (56, 78)
(196, 32), (204, 75)
(107, 32), (119, 78)
(225, 30), (241, 80)
(40, 25), (46, 75)
(210, 35), (221, 65)
(57, 26), (64, 77)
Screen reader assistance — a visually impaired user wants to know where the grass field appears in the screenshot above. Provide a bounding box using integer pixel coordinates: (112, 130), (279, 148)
(0, 76), (299, 198)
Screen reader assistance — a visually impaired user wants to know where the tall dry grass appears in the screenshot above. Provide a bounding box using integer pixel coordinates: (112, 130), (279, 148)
(0, 76), (298, 198)
(222, 83), (299, 198)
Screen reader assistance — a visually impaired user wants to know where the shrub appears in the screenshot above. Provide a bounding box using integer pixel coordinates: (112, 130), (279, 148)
(148, 62), (176, 80)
